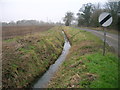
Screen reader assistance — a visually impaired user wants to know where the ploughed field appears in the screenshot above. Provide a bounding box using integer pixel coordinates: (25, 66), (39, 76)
(2, 25), (53, 40)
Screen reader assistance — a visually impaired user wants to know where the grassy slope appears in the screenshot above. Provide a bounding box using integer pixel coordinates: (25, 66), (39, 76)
(2, 26), (64, 88)
(48, 26), (118, 88)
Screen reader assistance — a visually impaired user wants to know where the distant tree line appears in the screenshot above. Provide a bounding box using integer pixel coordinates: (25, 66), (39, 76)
(2, 20), (56, 26)
(63, 1), (120, 29)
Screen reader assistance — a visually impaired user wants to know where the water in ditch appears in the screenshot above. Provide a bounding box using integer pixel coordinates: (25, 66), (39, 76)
(33, 31), (71, 88)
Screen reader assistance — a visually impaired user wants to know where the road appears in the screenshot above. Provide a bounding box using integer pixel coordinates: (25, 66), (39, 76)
(77, 28), (119, 56)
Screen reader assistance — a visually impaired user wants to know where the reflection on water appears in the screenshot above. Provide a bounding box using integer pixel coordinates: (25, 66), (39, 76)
(33, 31), (71, 88)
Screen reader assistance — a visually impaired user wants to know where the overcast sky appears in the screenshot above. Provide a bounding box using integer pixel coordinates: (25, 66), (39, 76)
(0, 0), (108, 23)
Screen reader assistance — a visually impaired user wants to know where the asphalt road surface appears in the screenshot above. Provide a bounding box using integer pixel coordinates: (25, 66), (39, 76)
(78, 28), (119, 56)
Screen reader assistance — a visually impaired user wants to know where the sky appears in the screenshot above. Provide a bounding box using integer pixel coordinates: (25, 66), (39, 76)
(0, 0), (108, 23)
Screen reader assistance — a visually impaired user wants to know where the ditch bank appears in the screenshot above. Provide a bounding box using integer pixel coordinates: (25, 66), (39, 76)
(48, 26), (118, 88)
(2, 27), (65, 88)
(32, 30), (71, 88)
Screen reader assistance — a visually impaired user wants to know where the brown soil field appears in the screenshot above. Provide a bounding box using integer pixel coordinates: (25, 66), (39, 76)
(2, 25), (53, 40)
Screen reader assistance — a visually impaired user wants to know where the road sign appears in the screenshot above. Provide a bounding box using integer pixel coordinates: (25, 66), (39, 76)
(98, 12), (113, 56)
(99, 12), (113, 27)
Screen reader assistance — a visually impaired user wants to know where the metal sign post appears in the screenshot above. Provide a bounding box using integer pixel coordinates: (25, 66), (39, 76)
(103, 28), (106, 56)
(99, 12), (113, 56)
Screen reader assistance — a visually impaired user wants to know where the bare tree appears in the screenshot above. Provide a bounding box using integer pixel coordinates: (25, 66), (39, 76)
(90, 3), (103, 27)
(105, 1), (119, 29)
(78, 3), (94, 27)
(63, 12), (74, 26)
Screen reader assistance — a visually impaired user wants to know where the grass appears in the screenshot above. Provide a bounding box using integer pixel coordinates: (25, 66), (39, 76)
(2, 26), (64, 88)
(80, 27), (118, 34)
(82, 53), (118, 88)
(4, 37), (19, 42)
(48, 26), (118, 88)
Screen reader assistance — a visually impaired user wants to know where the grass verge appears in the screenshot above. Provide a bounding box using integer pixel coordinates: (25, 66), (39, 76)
(48, 26), (118, 88)
(80, 27), (118, 34)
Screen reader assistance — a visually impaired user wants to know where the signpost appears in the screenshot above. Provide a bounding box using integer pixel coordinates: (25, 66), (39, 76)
(98, 12), (113, 56)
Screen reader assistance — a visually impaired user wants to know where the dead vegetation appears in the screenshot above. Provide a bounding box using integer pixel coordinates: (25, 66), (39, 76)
(2, 26), (64, 88)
